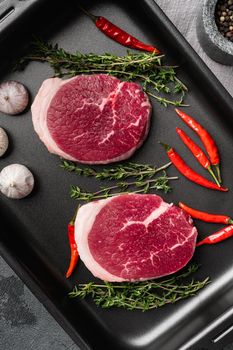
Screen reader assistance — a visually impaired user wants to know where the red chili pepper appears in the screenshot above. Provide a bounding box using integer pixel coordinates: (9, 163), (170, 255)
(196, 225), (233, 246)
(66, 211), (79, 279)
(175, 109), (221, 183)
(160, 142), (227, 192)
(80, 6), (160, 54)
(176, 127), (220, 186)
(179, 202), (233, 224)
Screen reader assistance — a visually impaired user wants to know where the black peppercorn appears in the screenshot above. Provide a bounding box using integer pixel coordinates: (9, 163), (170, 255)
(215, 0), (233, 40)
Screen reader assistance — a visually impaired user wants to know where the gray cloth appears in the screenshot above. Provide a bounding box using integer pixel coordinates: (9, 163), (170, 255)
(155, 0), (233, 97)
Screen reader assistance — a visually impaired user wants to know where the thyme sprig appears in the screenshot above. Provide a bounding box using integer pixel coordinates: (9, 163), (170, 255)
(17, 38), (188, 107)
(70, 174), (177, 201)
(61, 160), (172, 181)
(69, 264), (210, 311)
(61, 160), (177, 200)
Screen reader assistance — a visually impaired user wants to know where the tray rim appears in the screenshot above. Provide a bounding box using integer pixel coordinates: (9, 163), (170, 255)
(0, 1), (233, 349)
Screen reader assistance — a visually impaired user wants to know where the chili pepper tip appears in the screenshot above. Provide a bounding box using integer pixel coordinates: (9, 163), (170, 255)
(66, 270), (72, 279)
(196, 241), (204, 247)
(179, 202), (184, 209)
(220, 187), (228, 192)
(153, 48), (161, 55)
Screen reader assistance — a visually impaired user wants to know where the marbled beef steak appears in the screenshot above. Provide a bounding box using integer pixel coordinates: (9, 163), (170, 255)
(31, 74), (151, 164)
(75, 194), (197, 282)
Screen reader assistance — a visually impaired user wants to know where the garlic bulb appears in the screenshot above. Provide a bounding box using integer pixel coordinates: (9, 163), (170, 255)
(0, 164), (34, 199)
(0, 81), (29, 115)
(0, 127), (9, 156)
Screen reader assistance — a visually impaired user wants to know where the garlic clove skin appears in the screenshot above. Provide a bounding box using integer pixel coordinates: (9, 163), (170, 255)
(0, 81), (29, 115)
(0, 127), (9, 156)
(0, 164), (34, 199)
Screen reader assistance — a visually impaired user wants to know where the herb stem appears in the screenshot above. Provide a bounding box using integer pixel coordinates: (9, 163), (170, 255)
(70, 175), (178, 201)
(69, 264), (210, 311)
(55, 68), (171, 93)
(61, 161), (178, 200)
(17, 39), (188, 107)
(23, 53), (165, 68)
(61, 160), (172, 180)
(174, 76), (188, 92)
(123, 162), (171, 177)
(147, 90), (189, 107)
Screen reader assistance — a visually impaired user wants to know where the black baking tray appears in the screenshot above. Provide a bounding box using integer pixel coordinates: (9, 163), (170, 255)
(1, 0), (233, 349)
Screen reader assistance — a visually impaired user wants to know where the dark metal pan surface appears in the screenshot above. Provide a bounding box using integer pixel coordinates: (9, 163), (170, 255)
(0, 1), (233, 349)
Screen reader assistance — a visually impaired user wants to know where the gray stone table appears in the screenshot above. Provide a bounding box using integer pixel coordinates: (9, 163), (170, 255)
(1, 0), (233, 349)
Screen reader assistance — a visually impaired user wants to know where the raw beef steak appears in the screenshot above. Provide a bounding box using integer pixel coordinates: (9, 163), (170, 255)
(75, 194), (197, 282)
(31, 74), (151, 164)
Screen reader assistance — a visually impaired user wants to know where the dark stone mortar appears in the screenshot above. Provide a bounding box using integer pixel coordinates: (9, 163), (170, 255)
(197, 0), (233, 65)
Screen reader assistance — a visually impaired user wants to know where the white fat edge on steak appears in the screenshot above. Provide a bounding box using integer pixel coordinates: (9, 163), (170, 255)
(31, 77), (78, 161)
(75, 195), (182, 282)
(74, 196), (124, 282)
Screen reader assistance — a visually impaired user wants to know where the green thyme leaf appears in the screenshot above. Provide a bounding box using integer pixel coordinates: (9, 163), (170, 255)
(17, 38), (188, 107)
(68, 264), (210, 311)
